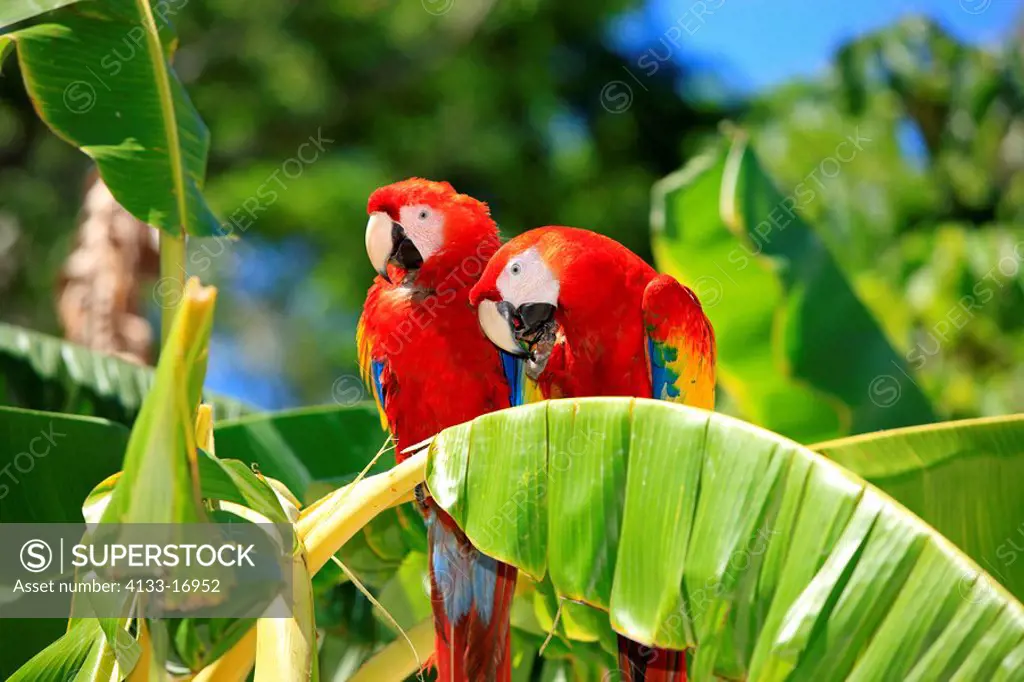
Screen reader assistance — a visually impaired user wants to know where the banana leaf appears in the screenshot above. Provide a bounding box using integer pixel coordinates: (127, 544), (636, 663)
(0, 406), (129, 679)
(0, 322), (252, 425)
(214, 403), (388, 503)
(99, 278), (215, 526)
(814, 414), (1024, 604)
(426, 398), (1024, 680)
(8, 279), (224, 681)
(651, 134), (935, 443)
(0, 0), (221, 235)
(7, 619), (139, 682)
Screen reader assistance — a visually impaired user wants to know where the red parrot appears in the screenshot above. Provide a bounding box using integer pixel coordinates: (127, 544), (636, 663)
(469, 226), (716, 682)
(358, 178), (517, 681)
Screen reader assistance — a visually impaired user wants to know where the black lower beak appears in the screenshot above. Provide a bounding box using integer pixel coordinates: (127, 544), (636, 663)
(518, 303), (556, 336)
(389, 221), (423, 273)
(497, 301), (556, 351)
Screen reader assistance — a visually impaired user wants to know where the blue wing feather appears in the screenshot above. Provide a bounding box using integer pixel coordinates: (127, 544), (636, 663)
(648, 336), (681, 401)
(371, 359), (387, 407)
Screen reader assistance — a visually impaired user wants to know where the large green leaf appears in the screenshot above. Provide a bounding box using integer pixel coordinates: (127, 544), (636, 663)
(0, 406), (129, 679)
(0, 322), (252, 425)
(0, 406), (128, 523)
(426, 398), (1024, 680)
(814, 415), (1024, 604)
(6, 619), (138, 682)
(0, 0), (220, 236)
(651, 134), (935, 443)
(214, 403), (389, 503)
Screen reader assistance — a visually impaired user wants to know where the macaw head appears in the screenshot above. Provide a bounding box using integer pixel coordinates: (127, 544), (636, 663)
(470, 226), (633, 381)
(365, 178), (499, 289)
(469, 228), (564, 360)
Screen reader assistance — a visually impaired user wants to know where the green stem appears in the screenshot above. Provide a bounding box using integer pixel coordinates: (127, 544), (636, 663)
(159, 231), (186, 348)
(136, 0), (191, 351)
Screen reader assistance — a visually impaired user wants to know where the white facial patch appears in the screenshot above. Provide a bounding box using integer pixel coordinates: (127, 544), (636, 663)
(497, 247), (559, 308)
(398, 204), (444, 261)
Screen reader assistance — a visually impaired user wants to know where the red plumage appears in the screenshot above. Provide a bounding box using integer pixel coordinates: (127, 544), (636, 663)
(358, 178), (516, 681)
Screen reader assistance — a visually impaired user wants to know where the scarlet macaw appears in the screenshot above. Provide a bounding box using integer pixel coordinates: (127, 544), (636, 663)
(358, 178), (517, 681)
(470, 225), (716, 682)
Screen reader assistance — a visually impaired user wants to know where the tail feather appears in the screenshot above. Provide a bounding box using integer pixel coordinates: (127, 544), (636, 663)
(429, 505), (517, 682)
(617, 636), (688, 682)
(465, 560), (516, 682)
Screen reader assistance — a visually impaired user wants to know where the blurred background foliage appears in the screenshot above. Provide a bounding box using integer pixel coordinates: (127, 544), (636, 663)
(0, 0), (1021, 422)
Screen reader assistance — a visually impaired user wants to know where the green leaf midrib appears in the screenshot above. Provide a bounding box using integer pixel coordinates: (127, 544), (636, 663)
(133, 0), (187, 235)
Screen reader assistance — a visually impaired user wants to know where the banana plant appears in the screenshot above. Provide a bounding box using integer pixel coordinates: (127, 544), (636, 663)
(164, 400), (1024, 680)
(179, 397), (1024, 680)
(4, 280), (307, 681)
(2, 0), (226, 341)
(652, 133), (936, 443)
(0, 322), (252, 425)
(1, 6), (1020, 670)
(813, 415), (1024, 603)
(415, 398), (1024, 680)
(8, 355), (1024, 679)
(0, 0), (220, 239)
(7, 278), (220, 680)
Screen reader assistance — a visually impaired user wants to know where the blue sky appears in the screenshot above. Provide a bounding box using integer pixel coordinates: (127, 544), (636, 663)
(613, 0), (1019, 94)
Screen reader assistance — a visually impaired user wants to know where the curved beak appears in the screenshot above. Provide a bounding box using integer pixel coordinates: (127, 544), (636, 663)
(365, 211), (424, 283)
(478, 300), (526, 356)
(477, 299), (556, 357)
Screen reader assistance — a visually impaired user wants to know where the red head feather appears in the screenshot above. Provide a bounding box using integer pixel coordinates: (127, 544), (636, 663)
(471, 226), (655, 309)
(367, 178), (500, 290)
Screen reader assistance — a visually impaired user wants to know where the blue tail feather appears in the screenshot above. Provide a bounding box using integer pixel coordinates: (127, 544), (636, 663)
(428, 510), (496, 627)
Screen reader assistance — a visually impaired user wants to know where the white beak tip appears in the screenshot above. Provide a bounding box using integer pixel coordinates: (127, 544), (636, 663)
(365, 212), (395, 277)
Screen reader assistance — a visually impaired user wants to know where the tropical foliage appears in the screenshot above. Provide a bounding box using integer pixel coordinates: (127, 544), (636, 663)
(2, 7), (1016, 416)
(423, 399), (1024, 680)
(0, 1), (1022, 680)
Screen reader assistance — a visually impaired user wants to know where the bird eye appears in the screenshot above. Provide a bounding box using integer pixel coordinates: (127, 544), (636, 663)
(510, 262), (522, 276)
(418, 209), (429, 220)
